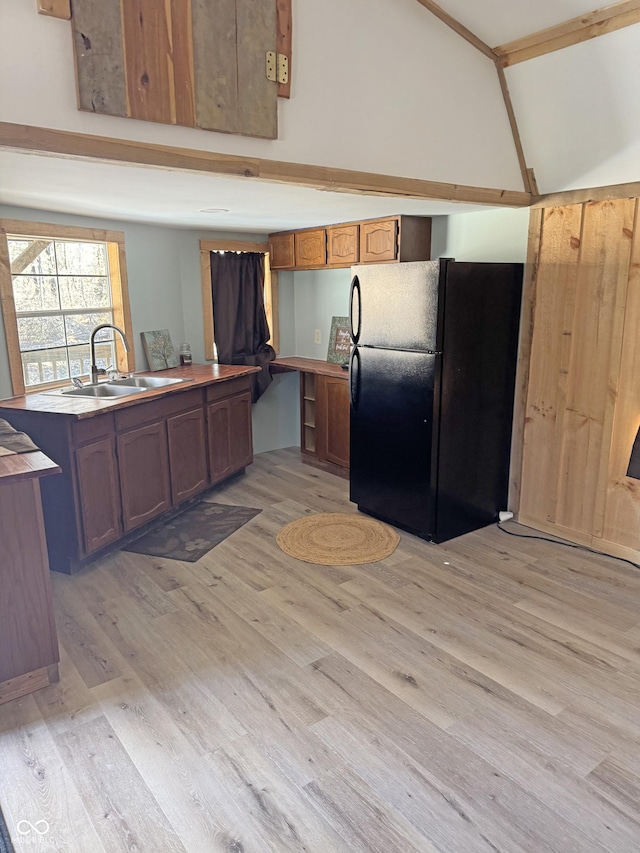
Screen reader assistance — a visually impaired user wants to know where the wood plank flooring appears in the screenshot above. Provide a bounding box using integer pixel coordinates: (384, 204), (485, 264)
(1, 447), (640, 851)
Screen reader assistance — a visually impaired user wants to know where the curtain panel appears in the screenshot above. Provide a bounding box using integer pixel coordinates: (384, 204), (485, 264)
(210, 251), (275, 401)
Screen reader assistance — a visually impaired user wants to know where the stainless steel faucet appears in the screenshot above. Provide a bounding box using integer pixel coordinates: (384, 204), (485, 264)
(90, 324), (130, 385)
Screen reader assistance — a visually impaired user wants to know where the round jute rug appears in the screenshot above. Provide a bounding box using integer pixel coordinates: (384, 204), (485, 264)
(276, 512), (400, 565)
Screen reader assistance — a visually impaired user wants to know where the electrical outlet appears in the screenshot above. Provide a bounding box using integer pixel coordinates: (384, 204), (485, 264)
(314, 329), (321, 344)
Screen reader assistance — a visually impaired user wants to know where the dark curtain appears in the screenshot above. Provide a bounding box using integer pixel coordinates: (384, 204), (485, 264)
(210, 251), (276, 402)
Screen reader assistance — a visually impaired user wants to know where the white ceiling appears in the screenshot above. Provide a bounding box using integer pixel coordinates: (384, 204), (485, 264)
(434, 0), (611, 45)
(0, 150), (498, 233)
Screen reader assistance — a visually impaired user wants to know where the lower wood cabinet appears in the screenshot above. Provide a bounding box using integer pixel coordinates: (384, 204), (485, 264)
(167, 407), (208, 504)
(75, 436), (122, 552)
(118, 421), (171, 532)
(208, 390), (253, 485)
(0, 463), (60, 704)
(298, 368), (350, 473)
(0, 375), (254, 572)
(316, 375), (350, 468)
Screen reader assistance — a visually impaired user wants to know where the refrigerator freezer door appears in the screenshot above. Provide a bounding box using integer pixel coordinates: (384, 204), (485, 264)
(352, 261), (442, 351)
(350, 346), (439, 538)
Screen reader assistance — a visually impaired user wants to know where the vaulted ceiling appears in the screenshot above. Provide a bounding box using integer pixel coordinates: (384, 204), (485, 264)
(0, 0), (638, 230)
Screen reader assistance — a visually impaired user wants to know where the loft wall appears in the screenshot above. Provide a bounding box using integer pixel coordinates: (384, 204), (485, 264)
(507, 25), (640, 193)
(0, 0), (523, 191)
(518, 198), (640, 561)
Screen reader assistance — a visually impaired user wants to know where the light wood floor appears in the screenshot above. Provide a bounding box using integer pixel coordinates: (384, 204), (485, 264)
(1, 447), (640, 852)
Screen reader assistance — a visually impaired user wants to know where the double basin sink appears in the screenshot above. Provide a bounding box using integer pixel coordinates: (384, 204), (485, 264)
(61, 375), (189, 399)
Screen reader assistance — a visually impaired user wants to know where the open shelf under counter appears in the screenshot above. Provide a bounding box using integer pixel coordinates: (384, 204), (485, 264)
(271, 358), (350, 476)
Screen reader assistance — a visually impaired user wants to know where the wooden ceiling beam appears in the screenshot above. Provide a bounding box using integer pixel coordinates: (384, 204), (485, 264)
(414, 0), (497, 59)
(36, 0), (71, 19)
(494, 0), (640, 67)
(0, 122), (531, 208)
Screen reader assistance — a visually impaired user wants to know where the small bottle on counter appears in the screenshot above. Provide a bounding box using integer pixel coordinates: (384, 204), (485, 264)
(179, 343), (193, 366)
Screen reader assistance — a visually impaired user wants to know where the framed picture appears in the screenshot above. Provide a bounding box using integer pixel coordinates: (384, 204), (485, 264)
(141, 329), (179, 371)
(326, 316), (351, 365)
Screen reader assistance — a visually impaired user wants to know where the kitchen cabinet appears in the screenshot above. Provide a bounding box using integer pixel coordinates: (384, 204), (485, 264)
(207, 381), (253, 485)
(327, 224), (359, 266)
(294, 229), (326, 268)
(268, 215), (431, 270)
(360, 218), (397, 262)
(167, 407), (208, 504)
(269, 232), (295, 269)
(0, 367), (256, 573)
(316, 375), (350, 469)
(76, 436), (122, 553)
(0, 452), (60, 705)
(118, 421), (172, 532)
(273, 358), (350, 475)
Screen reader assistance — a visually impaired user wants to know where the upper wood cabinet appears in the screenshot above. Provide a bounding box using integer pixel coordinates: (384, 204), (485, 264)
(269, 216), (431, 270)
(327, 224), (359, 266)
(269, 233), (295, 269)
(360, 219), (398, 263)
(294, 229), (326, 267)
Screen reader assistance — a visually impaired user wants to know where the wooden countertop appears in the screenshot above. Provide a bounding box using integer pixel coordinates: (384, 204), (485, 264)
(0, 364), (260, 421)
(0, 451), (61, 484)
(272, 357), (349, 379)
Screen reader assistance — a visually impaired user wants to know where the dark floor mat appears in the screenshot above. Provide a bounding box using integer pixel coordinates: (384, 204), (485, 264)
(123, 502), (261, 562)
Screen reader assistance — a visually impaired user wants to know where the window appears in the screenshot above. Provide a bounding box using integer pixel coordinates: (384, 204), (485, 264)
(0, 221), (135, 394)
(199, 239), (279, 361)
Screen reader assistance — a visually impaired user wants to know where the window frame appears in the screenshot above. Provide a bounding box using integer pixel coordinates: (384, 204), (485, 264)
(199, 239), (279, 361)
(0, 219), (135, 395)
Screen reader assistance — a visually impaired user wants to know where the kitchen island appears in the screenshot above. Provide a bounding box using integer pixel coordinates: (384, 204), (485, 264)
(0, 364), (259, 573)
(0, 451), (61, 703)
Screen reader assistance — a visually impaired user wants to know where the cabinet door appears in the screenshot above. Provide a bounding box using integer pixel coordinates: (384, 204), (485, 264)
(207, 399), (233, 484)
(76, 437), (122, 554)
(294, 229), (327, 267)
(269, 233), (295, 269)
(167, 408), (208, 505)
(117, 421), (171, 532)
(360, 218), (398, 263)
(0, 479), (59, 684)
(207, 392), (253, 485)
(316, 375), (350, 469)
(327, 224), (359, 266)
(229, 391), (253, 471)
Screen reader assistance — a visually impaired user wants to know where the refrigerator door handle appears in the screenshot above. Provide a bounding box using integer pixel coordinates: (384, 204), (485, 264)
(350, 346), (361, 409)
(349, 275), (361, 344)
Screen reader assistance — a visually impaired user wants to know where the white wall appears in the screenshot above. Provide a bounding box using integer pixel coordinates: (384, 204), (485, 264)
(0, 0), (523, 191)
(292, 269), (352, 358)
(507, 26), (640, 193)
(438, 207), (530, 262)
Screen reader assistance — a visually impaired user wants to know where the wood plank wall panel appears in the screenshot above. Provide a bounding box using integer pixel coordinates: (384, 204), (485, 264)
(276, 0), (292, 98)
(519, 205), (582, 525)
(121, 0), (175, 124)
(72, 0), (127, 116)
(169, 0), (196, 127)
(599, 201), (640, 551)
(555, 201), (634, 535)
(519, 197), (640, 561)
(71, 0), (278, 139)
(192, 0), (240, 134)
(236, 0), (278, 139)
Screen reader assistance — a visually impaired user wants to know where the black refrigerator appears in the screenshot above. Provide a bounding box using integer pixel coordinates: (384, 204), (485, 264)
(349, 259), (523, 543)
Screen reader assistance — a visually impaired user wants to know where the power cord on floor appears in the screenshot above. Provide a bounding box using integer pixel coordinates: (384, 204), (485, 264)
(496, 522), (640, 571)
